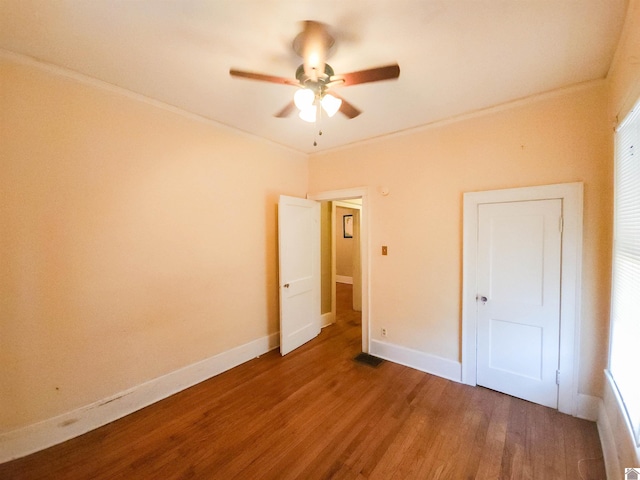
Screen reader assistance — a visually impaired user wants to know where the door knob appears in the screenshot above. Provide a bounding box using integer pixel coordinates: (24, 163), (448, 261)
(283, 283), (290, 288)
(477, 295), (488, 303)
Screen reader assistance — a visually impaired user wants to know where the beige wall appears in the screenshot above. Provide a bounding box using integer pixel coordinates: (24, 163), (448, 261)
(608, 0), (640, 123)
(0, 57), (308, 431)
(309, 83), (612, 398)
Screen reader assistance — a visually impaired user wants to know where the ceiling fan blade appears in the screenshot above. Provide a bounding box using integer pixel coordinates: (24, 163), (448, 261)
(329, 92), (361, 119)
(333, 64), (400, 87)
(274, 101), (296, 118)
(229, 69), (299, 86)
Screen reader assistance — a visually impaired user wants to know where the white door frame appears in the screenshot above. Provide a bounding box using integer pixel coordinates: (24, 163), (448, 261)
(461, 182), (583, 415)
(308, 187), (370, 353)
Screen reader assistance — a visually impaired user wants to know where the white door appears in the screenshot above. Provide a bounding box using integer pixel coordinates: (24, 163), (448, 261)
(476, 199), (562, 408)
(278, 195), (321, 355)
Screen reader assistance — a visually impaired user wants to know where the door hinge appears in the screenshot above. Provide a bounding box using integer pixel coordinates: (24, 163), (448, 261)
(556, 370), (560, 385)
(559, 216), (564, 233)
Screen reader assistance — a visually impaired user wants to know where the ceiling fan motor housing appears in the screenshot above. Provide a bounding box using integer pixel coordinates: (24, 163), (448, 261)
(295, 63), (336, 95)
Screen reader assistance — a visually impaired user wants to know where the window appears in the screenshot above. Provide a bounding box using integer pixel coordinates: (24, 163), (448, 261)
(610, 96), (640, 446)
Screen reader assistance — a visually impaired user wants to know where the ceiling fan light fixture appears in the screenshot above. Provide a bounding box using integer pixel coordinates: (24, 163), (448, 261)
(299, 104), (317, 123)
(294, 88), (315, 110)
(230, 21), (400, 124)
(321, 93), (342, 117)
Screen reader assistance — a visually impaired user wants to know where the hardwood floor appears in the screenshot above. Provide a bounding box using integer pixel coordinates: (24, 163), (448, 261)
(1, 284), (605, 479)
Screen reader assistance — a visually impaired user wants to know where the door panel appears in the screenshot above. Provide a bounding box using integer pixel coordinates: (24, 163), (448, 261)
(278, 195), (320, 356)
(477, 199), (562, 408)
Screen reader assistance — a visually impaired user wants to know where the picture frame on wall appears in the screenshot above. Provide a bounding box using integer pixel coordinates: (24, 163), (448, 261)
(343, 215), (353, 238)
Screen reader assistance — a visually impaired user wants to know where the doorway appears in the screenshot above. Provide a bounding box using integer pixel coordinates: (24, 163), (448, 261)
(308, 188), (370, 353)
(334, 199), (362, 313)
(461, 183), (583, 415)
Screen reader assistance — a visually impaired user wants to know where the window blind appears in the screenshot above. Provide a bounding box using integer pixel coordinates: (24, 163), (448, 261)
(610, 97), (640, 446)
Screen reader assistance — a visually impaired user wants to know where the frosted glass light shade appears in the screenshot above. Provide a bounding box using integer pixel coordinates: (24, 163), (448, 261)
(299, 105), (317, 123)
(294, 88), (314, 110)
(321, 94), (342, 117)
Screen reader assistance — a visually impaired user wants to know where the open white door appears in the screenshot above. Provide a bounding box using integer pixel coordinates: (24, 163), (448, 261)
(278, 195), (321, 355)
(476, 199), (562, 408)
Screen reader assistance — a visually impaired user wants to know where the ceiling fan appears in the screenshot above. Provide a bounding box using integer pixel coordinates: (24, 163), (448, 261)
(229, 21), (400, 123)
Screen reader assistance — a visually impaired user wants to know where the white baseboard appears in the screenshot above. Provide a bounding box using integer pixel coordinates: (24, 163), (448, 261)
(597, 395), (621, 480)
(597, 371), (640, 479)
(321, 312), (335, 328)
(370, 339), (461, 383)
(576, 393), (600, 421)
(0, 332), (280, 463)
(336, 275), (353, 284)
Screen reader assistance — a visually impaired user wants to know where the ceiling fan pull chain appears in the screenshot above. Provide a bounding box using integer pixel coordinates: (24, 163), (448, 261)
(313, 104), (323, 146)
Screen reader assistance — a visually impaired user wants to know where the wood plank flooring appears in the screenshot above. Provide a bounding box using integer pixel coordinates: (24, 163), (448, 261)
(0, 284), (605, 479)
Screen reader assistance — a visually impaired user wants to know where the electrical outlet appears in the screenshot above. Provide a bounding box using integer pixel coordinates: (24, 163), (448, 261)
(381, 328), (387, 337)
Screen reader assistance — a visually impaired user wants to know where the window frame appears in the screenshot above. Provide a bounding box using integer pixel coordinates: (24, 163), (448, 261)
(609, 96), (640, 447)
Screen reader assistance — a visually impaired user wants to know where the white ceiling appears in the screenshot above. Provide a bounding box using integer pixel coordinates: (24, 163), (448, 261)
(0, 1), (628, 154)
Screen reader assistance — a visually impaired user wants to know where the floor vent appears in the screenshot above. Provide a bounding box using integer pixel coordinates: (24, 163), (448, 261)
(353, 353), (384, 367)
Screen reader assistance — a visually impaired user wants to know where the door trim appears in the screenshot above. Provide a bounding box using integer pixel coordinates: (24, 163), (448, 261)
(462, 182), (583, 415)
(308, 187), (370, 353)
